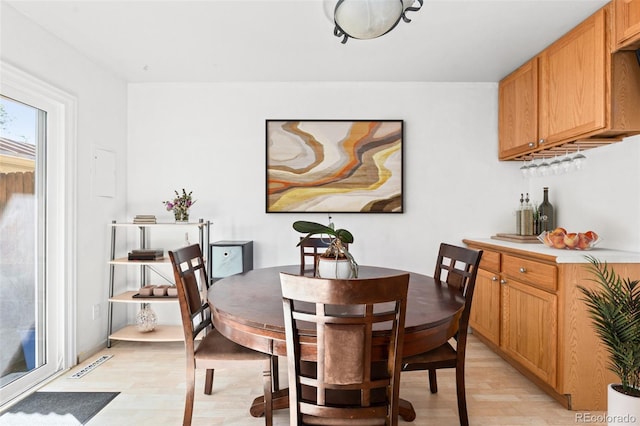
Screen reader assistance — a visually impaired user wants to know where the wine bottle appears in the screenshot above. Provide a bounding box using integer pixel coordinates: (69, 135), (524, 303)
(538, 187), (555, 233)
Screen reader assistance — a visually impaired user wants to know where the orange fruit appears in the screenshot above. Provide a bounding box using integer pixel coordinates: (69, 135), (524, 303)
(585, 230), (598, 242)
(564, 233), (579, 248)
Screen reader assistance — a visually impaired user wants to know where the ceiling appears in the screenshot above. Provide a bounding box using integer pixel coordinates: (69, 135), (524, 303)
(5, 0), (609, 83)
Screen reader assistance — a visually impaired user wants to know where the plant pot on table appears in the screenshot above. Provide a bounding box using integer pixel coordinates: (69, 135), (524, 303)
(316, 257), (355, 279)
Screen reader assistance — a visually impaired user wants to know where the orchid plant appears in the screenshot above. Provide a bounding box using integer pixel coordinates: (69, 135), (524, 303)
(293, 219), (358, 278)
(163, 189), (195, 221)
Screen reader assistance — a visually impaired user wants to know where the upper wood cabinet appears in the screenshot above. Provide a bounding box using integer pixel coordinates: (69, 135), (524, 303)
(498, 4), (640, 160)
(615, 0), (640, 49)
(538, 8), (608, 147)
(498, 58), (539, 159)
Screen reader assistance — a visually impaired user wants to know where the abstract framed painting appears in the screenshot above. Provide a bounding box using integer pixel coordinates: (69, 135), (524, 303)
(266, 120), (403, 213)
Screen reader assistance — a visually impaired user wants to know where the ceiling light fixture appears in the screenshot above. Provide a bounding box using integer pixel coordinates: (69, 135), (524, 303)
(333, 0), (423, 44)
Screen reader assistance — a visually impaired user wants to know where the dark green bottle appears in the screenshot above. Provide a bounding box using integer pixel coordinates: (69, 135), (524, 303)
(538, 187), (555, 233)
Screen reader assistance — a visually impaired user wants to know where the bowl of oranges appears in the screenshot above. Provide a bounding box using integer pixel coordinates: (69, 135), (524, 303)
(538, 228), (600, 250)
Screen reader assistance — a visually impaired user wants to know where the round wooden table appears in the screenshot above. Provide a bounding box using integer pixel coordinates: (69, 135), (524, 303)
(208, 265), (465, 422)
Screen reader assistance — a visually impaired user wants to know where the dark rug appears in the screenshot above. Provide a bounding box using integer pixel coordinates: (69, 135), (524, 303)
(0, 391), (119, 425)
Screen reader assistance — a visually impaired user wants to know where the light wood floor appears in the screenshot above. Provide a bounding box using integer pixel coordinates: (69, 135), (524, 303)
(21, 334), (605, 425)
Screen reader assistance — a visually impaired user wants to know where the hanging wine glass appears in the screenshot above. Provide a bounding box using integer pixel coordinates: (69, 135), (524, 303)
(519, 159), (528, 177)
(572, 146), (587, 170)
(538, 156), (550, 176)
(561, 150), (573, 173)
(527, 158), (539, 178)
(550, 155), (562, 175)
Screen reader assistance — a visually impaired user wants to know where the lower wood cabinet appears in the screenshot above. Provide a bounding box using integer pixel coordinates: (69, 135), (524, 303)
(501, 278), (557, 388)
(464, 239), (640, 411)
(470, 247), (558, 389)
(469, 266), (501, 346)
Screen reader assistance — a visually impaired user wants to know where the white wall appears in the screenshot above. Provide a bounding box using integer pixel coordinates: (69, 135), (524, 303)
(127, 82), (522, 276)
(522, 134), (640, 252)
(1, 5), (128, 359)
(128, 82), (640, 276)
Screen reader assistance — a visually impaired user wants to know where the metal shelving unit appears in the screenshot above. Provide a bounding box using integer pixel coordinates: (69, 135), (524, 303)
(106, 219), (211, 347)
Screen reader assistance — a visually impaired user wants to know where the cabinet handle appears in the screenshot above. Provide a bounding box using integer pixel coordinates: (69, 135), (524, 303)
(491, 276), (498, 281)
(519, 267), (527, 273)
(538, 138), (545, 144)
(500, 279), (507, 285)
(528, 142), (535, 148)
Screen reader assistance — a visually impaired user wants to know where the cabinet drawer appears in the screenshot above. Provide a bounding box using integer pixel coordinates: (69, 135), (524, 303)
(503, 254), (557, 292)
(479, 250), (501, 273)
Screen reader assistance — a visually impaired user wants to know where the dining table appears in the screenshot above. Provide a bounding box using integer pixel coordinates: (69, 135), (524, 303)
(207, 264), (465, 422)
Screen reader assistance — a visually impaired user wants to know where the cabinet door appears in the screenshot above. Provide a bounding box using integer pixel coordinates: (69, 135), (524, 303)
(539, 8), (607, 146)
(498, 57), (538, 159)
(615, 0), (640, 49)
(469, 268), (501, 346)
(501, 279), (558, 388)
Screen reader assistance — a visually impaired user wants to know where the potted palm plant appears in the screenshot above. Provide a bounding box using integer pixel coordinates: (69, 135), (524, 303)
(293, 220), (358, 279)
(578, 256), (640, 425)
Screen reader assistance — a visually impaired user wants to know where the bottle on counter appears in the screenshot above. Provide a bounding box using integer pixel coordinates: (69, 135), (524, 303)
(538, 187), (555, 233)
(520, 193), (534, 236)
(516, 193), (524, 235)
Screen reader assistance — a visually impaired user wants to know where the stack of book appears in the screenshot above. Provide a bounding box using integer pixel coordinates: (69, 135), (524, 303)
(128, 249), (164, 261)
(133, 214), (157, 224)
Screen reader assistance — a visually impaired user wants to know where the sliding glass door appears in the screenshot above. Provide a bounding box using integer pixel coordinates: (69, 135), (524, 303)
(0, 96), (51, 399)
(0, 62), (75, 405)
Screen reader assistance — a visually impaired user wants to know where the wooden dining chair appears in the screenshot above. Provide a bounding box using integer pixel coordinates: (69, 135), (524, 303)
(280, 272), (410, 426)
(401, 243), (482, 426)
(299, 237), (349, 276)
(169, 244), (273, 426)
(298, 237), (330, 276)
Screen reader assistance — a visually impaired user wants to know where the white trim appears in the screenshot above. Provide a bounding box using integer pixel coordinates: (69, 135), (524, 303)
(0, 61), (77, 404)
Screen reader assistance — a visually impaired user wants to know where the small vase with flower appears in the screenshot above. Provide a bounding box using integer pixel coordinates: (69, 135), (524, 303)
(163, 189), (196, 223)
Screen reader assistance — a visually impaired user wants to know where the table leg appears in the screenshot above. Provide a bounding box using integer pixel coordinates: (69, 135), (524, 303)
(250, 389), (289, 417)
(250, 390), (416, 422)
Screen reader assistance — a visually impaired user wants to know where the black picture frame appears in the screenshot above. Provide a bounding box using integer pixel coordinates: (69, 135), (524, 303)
(266, 120), (404, 213)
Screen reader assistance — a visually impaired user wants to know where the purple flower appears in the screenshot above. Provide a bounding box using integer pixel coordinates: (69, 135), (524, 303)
(162, 189), (196, 213)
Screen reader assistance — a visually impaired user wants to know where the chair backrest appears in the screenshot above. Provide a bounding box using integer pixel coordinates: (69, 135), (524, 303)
(169, 244), (211, 354)
(280, 272), (410, 426)
(299, 237), (331, 276)
(433, 243), (483, 349)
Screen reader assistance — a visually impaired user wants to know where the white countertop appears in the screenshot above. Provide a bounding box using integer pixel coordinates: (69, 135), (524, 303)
(464, 238), (640, 264)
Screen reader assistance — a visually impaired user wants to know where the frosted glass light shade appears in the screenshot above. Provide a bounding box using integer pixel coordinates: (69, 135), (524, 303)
(334, 0), (405, 40)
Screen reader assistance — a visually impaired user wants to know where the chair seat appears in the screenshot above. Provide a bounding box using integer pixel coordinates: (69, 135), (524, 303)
(402, 341), (457, 369)
(195, 328), (270, 363)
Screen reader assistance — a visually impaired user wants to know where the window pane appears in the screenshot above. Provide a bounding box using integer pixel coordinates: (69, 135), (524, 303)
(0, 96), (43, 387)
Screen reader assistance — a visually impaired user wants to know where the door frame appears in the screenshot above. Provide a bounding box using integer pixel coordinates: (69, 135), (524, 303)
(0, 61), (77, 405)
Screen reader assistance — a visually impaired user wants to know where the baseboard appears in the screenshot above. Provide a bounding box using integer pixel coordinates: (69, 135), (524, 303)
(76, 340), (107, 364)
